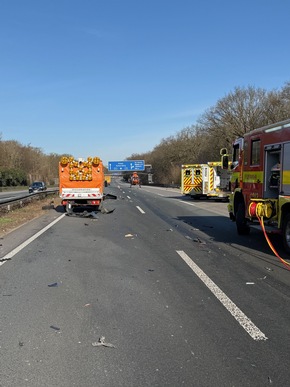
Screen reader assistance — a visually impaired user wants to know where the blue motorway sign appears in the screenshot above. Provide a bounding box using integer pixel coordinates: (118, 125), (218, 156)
(108, 160), (145, 171)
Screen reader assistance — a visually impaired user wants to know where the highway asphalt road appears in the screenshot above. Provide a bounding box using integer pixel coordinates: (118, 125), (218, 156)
(0, 181), (290, 386)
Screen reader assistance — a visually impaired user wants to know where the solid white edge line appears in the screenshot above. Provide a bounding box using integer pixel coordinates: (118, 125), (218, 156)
(136, 206), (145, 214)
(176, 250), (268, 341)
(0, 214), (66, 266)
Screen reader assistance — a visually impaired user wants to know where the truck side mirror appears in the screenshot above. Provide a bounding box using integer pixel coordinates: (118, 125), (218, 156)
(222, 155), (229, 169)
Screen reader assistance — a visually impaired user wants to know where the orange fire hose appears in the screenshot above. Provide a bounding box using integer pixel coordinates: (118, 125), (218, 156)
(257, 215), (290, 270)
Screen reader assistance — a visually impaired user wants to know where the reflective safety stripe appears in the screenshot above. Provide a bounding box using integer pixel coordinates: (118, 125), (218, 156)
(182, 174), (193, 193)
(209, 168), (214, 191)
(283, 170), (290, 185)
(62, 193), (102, 198)
(242, 171), (264, 183)
(282, 171), (290, 195)
(193, 176), (202, 192)
(183, 185), (193, 193)
(183, 176), (192, 185)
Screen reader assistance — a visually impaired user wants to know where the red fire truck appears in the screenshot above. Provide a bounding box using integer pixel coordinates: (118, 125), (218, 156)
(225, 118), (290, 254)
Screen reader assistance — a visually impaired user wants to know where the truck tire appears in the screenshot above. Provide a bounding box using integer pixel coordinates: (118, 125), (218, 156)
(66, 202), (73, 214)
(282, 213), (290, 254)
(236, 203), (250, 235)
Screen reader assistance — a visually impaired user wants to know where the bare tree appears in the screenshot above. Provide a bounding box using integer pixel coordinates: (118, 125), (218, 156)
(262, 89), (290, 123)
(198, 86), (270, 146)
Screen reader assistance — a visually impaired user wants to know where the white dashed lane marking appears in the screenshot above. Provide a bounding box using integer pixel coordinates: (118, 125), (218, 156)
(136, 206), (145, 214)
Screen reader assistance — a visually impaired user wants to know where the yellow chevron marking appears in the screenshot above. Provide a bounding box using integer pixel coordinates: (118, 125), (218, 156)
(209, 168), (214, 191)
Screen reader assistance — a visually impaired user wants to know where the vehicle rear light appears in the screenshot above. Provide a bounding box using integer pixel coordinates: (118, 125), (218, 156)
(90, 200), (100, 205)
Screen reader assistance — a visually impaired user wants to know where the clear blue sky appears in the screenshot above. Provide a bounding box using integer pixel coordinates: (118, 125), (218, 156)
(0, 0), (289, 166)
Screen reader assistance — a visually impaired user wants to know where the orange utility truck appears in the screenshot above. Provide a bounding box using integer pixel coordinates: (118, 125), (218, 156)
(225, 118), (290, 253)
(59, 156), (104, 212)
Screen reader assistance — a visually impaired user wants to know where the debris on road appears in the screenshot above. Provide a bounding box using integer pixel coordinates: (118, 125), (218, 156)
(265, 267), (273, 271)
(193, 237), (206, 244)
(92, 336), (116, 348)
(66, 211), (99, 219)
(65, 207), (115, 217)
(48, 282), (58, 287)
(0, 258), (12, 262)
(101, 207), (115, 214)
(50, 325), (60, 331)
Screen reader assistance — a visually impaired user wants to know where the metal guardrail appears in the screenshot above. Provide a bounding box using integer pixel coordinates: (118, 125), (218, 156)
(0, 189), (59, 213)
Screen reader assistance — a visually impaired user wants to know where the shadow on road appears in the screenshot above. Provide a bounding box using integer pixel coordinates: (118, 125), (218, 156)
(175, 212), (290, 269)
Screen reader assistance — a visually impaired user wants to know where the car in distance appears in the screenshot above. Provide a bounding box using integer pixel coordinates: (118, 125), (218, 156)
(29, 181), (47, 193)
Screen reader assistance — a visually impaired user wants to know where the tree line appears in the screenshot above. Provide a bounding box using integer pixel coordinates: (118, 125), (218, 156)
(1, 82), (290, 187)
(0, 139), (70, 187)
(127, 82), (290, 185)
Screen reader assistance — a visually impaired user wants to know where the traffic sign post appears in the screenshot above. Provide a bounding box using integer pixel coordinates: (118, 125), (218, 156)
(108, 160), (145, 171)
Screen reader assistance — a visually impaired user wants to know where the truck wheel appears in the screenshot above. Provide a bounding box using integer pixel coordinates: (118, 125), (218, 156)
(66, 202), (73, 214)
(282, 213), (290, 254)
(236, 203), (250, 235)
